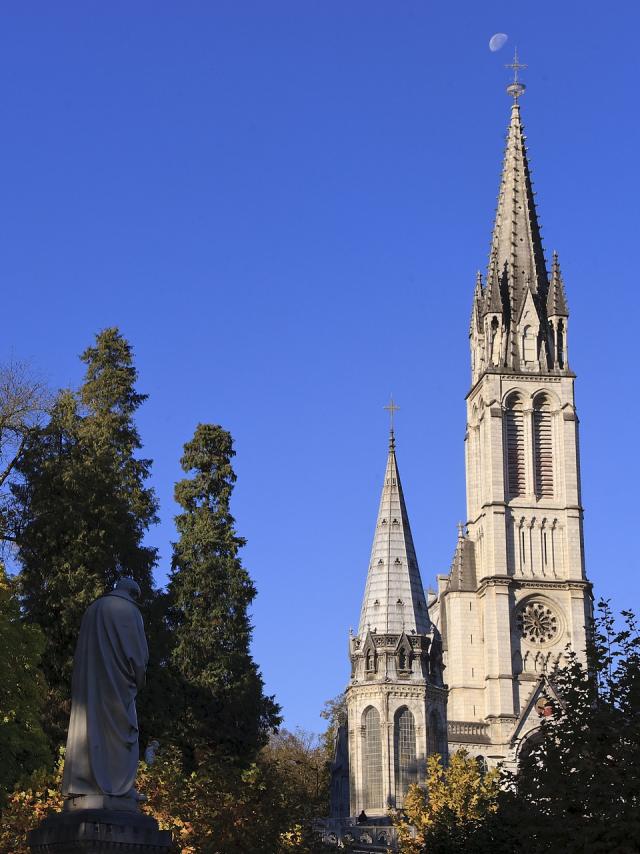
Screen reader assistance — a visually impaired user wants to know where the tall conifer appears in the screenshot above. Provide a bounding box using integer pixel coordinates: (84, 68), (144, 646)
(168, 424), (280, 764)
(14, 328), (158, 742)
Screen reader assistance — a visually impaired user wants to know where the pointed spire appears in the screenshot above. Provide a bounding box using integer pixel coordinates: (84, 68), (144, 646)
(358, 434), (430, 636)
(547, 250), (569, 317)
(470, 271), (484, 333)
(447, 523), (477, 592)
(488, 98), (548, 317)
(484, 254), (504, 314)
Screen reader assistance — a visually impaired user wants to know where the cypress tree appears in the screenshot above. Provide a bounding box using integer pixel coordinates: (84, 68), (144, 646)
(168, 423), (280, 764)
(14, 328), (159, 742)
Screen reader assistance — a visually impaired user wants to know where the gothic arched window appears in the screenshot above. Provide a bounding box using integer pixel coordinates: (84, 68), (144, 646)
(505, 393), (525, 497)
(363, 707), (383, 811)
(533, 396), (554, 498)
(394, 707), (417, 802)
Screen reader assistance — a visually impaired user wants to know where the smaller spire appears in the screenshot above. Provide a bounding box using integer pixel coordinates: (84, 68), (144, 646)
(547, 251), (569, 316)
(484, 255), (504, 314)
(447, 523), (477, 592)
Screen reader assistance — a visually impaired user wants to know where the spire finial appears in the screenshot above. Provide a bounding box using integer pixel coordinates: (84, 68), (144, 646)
(505, 47), (527, 101)
(457, 521), (465, 538)
(384, 396), (400, 447)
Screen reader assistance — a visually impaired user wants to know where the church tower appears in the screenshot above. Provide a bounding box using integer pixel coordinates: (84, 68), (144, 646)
(429, 61), (592, 766)
(346, 425), (447, 816)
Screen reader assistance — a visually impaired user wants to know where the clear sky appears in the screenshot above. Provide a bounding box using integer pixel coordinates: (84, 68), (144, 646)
(1, 2), (638, 734)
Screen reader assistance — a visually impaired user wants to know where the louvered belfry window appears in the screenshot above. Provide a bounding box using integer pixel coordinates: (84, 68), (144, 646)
(505, 395), (526, 497)
(363, 707), (383, 810)
(534, 397), (554, 497)
(394, 707), (417, 802)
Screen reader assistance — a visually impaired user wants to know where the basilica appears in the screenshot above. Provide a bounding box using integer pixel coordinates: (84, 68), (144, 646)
(319, 66), (593, 849)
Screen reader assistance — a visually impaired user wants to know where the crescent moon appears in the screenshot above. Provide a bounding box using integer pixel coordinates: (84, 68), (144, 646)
(489, 33), (508, 52)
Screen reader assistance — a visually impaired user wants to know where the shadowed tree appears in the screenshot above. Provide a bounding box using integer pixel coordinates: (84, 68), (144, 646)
(13, 328), (159, 744)
(168, 423), (280, 764)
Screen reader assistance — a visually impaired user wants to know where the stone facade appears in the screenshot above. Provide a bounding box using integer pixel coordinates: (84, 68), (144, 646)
(428, 92), (592, 769)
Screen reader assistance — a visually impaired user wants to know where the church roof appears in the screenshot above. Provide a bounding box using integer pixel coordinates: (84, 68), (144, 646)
(358, 432), (431, 636)
(488, 99), (548, 317)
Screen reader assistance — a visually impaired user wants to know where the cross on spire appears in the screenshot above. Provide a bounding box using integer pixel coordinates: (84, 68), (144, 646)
(384, 397), (400, 445)
(505, 48), (527, 101)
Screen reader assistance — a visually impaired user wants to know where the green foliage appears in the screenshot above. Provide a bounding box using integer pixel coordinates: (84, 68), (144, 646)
(167, 424), (280, 763)
(395, 751), (500, 854)
(13, 328), (159, 743)
(0, 567), (50, 802)
(494, 600), (640, 852)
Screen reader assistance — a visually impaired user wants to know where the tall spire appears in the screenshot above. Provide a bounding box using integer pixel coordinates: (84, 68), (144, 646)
(358, 431), (430, 636)
(488, 59), (548, 316)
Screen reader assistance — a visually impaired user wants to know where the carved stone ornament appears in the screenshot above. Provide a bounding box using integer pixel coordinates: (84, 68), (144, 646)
(517, 601), (559, 645)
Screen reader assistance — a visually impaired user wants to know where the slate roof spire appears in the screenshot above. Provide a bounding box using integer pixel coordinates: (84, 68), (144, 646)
(358, 429), (430, 637)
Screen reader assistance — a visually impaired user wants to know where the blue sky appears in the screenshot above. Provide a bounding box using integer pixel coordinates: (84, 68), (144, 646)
(1, 2), (638, 733)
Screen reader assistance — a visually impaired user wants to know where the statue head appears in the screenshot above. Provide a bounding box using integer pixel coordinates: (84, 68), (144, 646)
(115, 577), (142, 600)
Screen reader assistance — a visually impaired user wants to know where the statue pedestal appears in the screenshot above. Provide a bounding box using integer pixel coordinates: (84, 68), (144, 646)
(28, 800), (172, 853)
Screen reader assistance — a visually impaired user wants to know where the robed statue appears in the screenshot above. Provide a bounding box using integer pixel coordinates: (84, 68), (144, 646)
(329, 711), (350, 818)
(62, 578), (149, 801)
(29, 578), (171, 853)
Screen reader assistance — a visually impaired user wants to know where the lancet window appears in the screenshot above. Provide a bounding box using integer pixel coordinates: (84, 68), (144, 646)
(505, 393), (526, 497)
(394, 707), (417, 802)
(363, 706), (383, 810)
(533, 396), (554, 498)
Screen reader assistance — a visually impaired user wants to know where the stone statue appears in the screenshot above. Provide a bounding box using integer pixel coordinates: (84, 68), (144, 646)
(62, 577), (149, 803)
(29, 578), (171, 853)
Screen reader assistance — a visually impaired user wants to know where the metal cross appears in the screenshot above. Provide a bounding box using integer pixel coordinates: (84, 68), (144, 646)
(505, 48), (527, 85)
(384, 397), (400, 432)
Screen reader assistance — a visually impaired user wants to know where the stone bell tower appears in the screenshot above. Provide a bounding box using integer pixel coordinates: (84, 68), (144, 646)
(346, 423), (447, 816)
(429, 56), (593, 766)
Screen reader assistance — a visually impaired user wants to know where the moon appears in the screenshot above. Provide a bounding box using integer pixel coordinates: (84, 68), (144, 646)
(489, 33), (508, 52)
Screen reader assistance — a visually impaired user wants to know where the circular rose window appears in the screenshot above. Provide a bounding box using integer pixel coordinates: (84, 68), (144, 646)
(517, 601), (559, 645)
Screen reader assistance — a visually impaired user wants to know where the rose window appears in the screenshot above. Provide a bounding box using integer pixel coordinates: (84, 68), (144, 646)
(517, 602), (559, 644)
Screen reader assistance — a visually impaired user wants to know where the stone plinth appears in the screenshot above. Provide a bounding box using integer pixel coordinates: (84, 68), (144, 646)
(28, 801), (172, 853)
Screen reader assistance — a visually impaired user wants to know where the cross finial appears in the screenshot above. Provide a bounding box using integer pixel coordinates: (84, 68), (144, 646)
(505, 48), (527, 101)
(384, 396), (400, 446)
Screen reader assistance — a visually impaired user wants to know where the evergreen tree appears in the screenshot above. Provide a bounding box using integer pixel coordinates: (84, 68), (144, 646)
(168, 424), (280, 764)
(0, 565), (50, 801)
(13, 328), (158, 743)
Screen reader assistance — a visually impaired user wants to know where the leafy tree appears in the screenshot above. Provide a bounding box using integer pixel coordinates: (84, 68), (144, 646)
(0, 360), (49, 545)
(395, 751), (500, 854)
(13, 328), (159, 743)
(261, 728), (330, 824)
(0, 750), (63, 854)
(0, 566), (50, 802)
(494, 600), (640, 852)
(167, 424), (280, 764)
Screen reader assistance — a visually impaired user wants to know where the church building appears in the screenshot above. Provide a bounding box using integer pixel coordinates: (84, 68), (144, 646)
(321, 63), (593, 848)
(428, 64), (592, 768)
